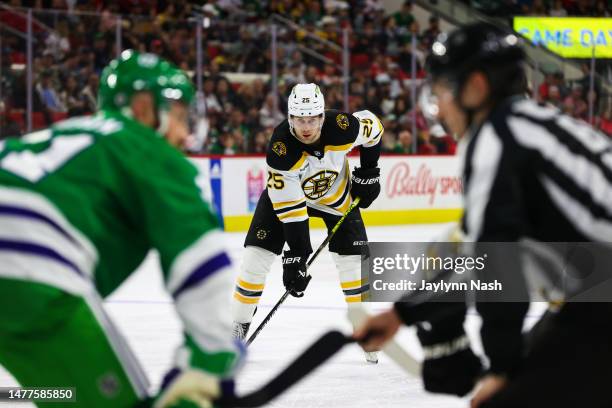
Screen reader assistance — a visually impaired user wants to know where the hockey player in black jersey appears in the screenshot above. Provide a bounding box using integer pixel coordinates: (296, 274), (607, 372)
(355, 22), (612, 407)
(230, 83), (383, 363)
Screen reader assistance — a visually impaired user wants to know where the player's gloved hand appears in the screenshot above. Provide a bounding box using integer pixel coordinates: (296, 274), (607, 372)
(154, 368), (231, 408)
(350, 167), (380, 208)
(282, 250), (311, 297)
(416, 305), (482, 397)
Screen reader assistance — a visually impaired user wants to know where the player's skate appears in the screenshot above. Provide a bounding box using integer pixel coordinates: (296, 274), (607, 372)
(232, 322), (251, 341)
(364, 350), (379, 364)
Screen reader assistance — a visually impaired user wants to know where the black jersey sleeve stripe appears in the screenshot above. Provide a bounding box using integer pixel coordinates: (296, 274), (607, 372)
(274, 201), (307, 215)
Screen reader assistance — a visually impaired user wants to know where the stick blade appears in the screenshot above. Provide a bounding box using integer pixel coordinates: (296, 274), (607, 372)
(347, 305), (421, 376)
(218, 330), (350, 408)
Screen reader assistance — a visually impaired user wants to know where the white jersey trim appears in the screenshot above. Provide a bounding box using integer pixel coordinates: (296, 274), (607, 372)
(166, 229), (227, 294)
(0, 185), (98, 267)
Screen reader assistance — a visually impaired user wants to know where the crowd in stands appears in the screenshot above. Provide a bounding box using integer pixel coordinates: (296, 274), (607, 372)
(469, 0), (610, 17)
(0, 0), (610, 150)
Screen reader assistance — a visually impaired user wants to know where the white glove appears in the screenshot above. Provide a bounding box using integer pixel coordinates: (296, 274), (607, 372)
(154, 370), (221, 408)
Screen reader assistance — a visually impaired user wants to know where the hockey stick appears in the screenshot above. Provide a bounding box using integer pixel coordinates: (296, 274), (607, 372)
(217, 330), (352, 407)
(246, 197), (361, 346)
(218, 323), (419, 407)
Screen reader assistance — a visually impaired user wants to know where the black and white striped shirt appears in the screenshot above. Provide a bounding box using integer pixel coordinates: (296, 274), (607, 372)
(461, 97), (612, 243)
(459, 96), (612, 375)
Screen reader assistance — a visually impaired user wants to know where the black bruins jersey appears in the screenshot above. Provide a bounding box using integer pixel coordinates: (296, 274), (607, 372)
(265, 109), (383, 223)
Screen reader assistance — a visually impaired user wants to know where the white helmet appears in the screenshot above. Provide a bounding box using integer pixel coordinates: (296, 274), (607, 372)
(288, 83), (325, 117)
(288, 83), (325, 137)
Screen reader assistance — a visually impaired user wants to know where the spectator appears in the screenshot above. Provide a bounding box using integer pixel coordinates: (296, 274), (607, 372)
(252, 129), (269, 153)
(318, 16), (339, 43)
(421, 15), (440, 49)
(594, 0), (610, 16)
(563, 83), (588, 118)
(210, 130), (240, 155)
(234, 82), (260, 112)
(44, 30), (71, 62)
(224, 108), (251, 149)
(1, 0), (540, 156)
(597, 107), (612, 136)
(0, 112), (21, 140)
(392, 129), (415, 153)
(203, 78), (222, 114)
(578, 63), (601, 105)
(548, 85), (563, 109)
(549, 0), (568, 16)
(59, 76), (87, 116)
(382, 16), (402, 56)
(319, 64), (341, 87)
(92, 33), (111, 72)
(529, 0), (548, 15)
(36, 71), (65, 112)
(215, 78), (236, 112)
(381, 129), (398, 152)
(81, 73), (99, 113)
(392, 1), (415, 30)
(430, 124), (457, 154)
(282, 62), (307, 87)
(259, 93), (284, 128)
(417, 128), (437, 155)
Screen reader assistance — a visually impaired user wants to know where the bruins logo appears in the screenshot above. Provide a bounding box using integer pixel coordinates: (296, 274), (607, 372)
(256, 229), (267, 240)
(336, 114), (349, 130)
(302, 170), (338, 200)
(272, 141), (287, 156)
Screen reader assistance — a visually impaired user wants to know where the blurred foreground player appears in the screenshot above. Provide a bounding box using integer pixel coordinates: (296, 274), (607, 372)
(355, 23), (612, 407)
(0, 51), (244, 408)
(231, 83), (383, 362)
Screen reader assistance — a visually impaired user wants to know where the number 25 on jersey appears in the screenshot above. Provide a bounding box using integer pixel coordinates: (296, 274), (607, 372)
(267, 171), (284, 189)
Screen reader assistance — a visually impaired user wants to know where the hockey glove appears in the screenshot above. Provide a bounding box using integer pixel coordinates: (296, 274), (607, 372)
(350, 167), (380, 208)
(154, 368), (232, 408)
(282, 250), (311, 297)
(416, 304), (482, 397)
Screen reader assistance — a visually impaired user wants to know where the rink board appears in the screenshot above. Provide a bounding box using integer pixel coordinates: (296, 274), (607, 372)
(189, 155), (463, 231)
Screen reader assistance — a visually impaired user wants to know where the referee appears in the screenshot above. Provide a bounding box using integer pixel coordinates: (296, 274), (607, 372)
(355, 22), (612, 408)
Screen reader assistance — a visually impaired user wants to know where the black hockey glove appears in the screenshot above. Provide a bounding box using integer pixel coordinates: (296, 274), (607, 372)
(282, 250), (311, 298)
(350, 167), (380, 208)
(416, 305), (482, 397)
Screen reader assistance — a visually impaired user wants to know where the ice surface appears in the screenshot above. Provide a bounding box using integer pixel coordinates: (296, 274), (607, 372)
(0, 224), (545, 407)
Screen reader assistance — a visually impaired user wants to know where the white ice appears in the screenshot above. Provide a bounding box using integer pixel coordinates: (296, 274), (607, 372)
(0, 224), (545, 407)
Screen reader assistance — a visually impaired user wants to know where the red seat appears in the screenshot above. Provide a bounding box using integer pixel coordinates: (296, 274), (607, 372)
(32, 112), (46, 130)
(351, 53), (370, 69)
(7, 110), (25, 131)
(9, 51), (26, 64)
(51, 112), (68, 123)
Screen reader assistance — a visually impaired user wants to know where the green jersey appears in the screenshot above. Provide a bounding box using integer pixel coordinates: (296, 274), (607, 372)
(0, 111), (243, 377)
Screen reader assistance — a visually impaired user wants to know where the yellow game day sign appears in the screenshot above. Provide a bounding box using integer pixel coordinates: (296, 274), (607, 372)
(513, 17), (612, 58)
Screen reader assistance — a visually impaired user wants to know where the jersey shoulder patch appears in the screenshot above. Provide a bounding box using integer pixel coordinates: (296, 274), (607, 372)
(266, 120), (305, 171)
(322, 109), (359, 147)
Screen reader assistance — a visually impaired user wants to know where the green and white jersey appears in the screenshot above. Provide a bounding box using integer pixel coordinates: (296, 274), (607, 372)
(0, 111), (243, 377)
